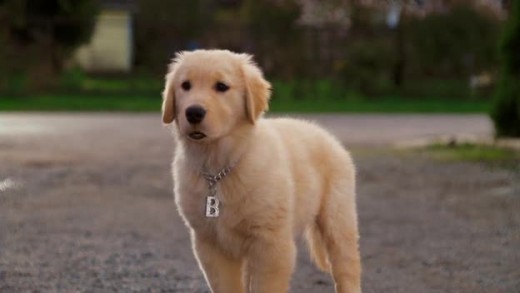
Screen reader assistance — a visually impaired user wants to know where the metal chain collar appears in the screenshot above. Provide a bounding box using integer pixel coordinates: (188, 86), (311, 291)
(202, 162), (238, 189)
(202, 166), (233, 189)
(201, 160), (240, 217)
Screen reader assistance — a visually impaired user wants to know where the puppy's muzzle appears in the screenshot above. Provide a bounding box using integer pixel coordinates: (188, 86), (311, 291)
(186, 105), (206, 125)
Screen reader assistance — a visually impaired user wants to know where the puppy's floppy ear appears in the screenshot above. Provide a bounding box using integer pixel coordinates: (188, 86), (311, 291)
(240, 54), (271, 124)
(162, 53), (183, 124)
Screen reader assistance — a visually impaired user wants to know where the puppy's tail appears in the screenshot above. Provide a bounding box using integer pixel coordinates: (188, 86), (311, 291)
(305, 223), (330, 272)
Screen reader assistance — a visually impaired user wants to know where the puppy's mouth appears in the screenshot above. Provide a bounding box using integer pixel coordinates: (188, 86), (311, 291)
(188, 131), (207, 140)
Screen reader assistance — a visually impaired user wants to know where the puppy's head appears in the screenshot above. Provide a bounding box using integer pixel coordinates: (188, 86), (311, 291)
(162, 50), (271, 142)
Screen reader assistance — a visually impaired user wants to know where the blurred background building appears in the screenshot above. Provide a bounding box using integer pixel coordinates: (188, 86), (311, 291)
(74, 0), (136, 72)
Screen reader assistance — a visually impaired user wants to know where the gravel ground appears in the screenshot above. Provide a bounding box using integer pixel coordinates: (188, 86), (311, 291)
(0, 113), (518, 292)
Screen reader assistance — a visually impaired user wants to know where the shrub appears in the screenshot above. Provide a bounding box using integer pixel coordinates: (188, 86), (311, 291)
(491, 1), (520, 137)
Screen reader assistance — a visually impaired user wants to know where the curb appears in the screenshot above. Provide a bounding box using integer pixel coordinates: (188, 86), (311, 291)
(394, 135), (520, 150)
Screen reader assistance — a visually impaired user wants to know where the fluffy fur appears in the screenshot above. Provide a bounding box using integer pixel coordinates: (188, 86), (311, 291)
(162, 49), (361, 293)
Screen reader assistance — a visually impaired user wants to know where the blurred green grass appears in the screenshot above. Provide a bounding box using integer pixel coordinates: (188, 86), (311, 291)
(0, 75), (491, 113)
(0, 94), (490, 113)
(424, 143), (520, 171)
(426, 143), (518, 161)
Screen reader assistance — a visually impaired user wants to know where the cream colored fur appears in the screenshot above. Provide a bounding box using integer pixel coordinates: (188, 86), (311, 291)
(162, 49), (361, 293)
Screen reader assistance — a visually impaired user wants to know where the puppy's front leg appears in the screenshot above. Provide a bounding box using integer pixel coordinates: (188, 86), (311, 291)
(247, 237), (296, 293)
(193, 234), (245, 293)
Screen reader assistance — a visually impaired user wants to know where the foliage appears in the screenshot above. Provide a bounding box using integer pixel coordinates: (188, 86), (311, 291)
(3, 0), (98, 66)
(0, 0), (98, 92)
(242, 0), (299, 38)
(491, 0), (520, 137)
(59, 67), (87, 91)
(26, 0), (97, 50)
(407, 6), (499, 79)
(134, 0), (304, 77)
(241, 0), (304, 78)
(400, 78), (472, 99)
(332, 4), (500, 98)
(340, 37), (395, 95)
(0, 0), (505, 102)
(134, 0), (209, 72)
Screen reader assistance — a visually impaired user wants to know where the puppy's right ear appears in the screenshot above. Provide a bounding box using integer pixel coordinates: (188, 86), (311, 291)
(162, 54), (182, 124)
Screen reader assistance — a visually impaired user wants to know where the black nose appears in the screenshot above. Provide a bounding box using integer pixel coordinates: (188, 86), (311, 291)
(185, 105), (206, 124)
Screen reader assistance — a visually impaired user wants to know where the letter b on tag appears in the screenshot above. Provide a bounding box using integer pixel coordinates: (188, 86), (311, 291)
(205, 196), (219, 217)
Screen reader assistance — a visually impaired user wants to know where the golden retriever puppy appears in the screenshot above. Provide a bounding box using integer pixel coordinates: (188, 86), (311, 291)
(162, 49), (361, 293)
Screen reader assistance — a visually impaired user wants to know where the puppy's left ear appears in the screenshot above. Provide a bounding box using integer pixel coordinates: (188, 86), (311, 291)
(241, 54), (271, 124)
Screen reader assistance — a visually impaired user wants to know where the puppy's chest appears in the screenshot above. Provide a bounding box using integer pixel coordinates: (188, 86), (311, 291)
(177, 176), (251, 237)
(181, 193), (254, 255)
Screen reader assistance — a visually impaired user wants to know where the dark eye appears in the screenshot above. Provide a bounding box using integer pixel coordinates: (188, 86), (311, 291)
(215, 82), (229, 92)
(181, 81), (191, 91)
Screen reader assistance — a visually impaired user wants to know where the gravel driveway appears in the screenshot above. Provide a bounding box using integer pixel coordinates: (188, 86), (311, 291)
(0, 113), (518, 292)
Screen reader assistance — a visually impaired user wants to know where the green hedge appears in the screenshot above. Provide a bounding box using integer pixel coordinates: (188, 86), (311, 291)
(491, 1), (520, 137)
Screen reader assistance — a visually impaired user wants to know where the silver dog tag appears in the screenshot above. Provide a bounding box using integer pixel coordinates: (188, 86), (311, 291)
(205, 196), (220, 217)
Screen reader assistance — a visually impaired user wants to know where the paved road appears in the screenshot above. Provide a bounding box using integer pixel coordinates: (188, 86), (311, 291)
(0, 113), (493, 146)
(1, 113), (517, 293)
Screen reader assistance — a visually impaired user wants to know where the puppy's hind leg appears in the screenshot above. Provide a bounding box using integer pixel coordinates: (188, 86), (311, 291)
(318, 180), (362, 293)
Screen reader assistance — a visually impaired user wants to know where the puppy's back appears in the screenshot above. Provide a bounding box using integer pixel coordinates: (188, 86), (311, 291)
(265, 117), (350, 160)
